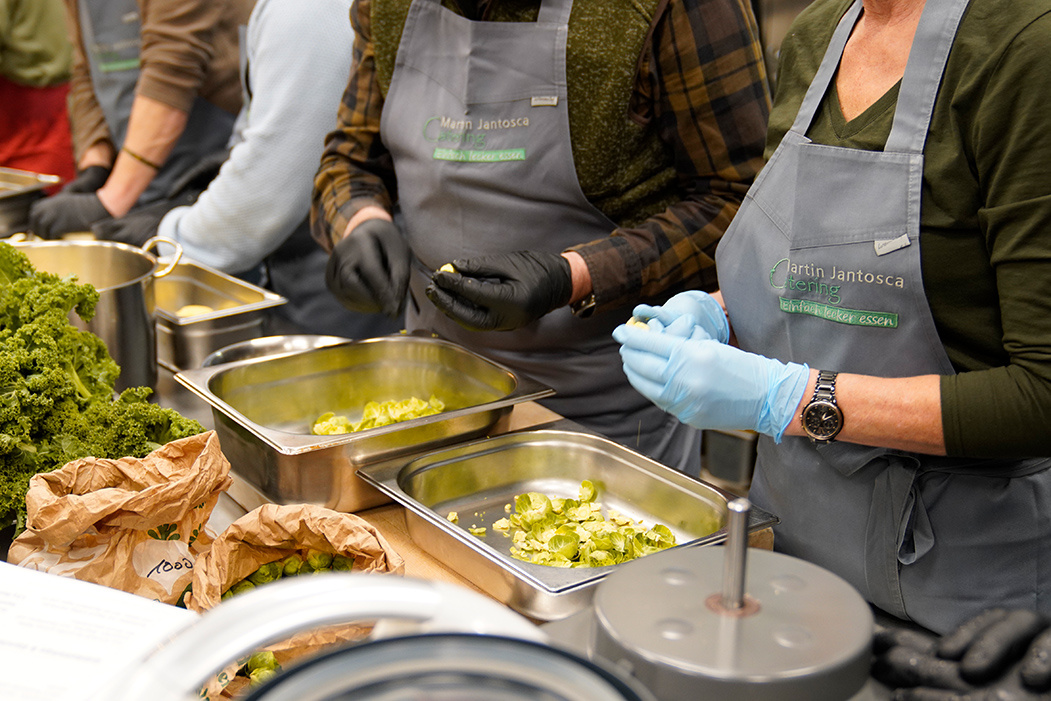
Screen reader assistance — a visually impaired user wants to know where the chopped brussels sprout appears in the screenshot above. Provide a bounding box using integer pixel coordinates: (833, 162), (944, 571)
(474, 480), (677, 568)
(311, 395), (446, 435)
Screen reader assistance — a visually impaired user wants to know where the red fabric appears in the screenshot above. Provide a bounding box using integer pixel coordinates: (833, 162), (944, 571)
(0, 75), (76, 193)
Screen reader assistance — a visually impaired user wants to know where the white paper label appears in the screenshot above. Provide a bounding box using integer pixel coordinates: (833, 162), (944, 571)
(874, 233), (911, 256)
(530, 95), (558, 107)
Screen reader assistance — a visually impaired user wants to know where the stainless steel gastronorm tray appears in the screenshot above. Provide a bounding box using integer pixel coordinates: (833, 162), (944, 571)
(0, 167), (62, 236)
(358, 429), (778, 621)
(154, 260), (287, 370)
(175, 335), (555, 511)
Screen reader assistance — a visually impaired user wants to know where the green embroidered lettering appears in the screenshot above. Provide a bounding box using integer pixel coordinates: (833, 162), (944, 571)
(778, 297), (898, 328)
(433, 148), (526, 162)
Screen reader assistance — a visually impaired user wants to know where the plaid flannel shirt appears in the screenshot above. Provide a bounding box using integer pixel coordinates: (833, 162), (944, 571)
(311, 0), (771, 312)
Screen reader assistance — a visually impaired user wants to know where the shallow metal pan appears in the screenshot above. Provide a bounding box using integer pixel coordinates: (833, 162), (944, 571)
(154, 260), (287, 371)
(0, 167), (62, 235)
(358, 429), (778, 621)
(175, 335), (555, 511)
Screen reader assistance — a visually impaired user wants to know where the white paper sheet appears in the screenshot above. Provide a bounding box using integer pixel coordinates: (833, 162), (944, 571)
(0, 561), (196, 701)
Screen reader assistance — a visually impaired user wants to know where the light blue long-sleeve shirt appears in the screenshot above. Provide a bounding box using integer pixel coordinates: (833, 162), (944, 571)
(157, 0), (353, 273)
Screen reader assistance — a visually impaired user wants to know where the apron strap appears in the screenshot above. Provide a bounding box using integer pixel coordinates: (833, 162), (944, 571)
(884, 0), (971, 154)
(788, 0), (862, 137)
(537, 0), (574, 25)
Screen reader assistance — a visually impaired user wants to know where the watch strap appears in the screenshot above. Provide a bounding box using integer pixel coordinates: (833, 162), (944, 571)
(811, 369), (838, 404)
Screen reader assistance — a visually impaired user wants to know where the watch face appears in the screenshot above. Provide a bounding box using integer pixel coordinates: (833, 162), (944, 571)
(803, 400), (842, 441)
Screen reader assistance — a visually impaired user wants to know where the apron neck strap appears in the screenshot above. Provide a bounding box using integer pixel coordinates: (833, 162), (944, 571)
(884, 0), (969, 153)
(537, 0), (573, 25)
(788, 0), (862, 137)
(423, 0), (573, 25)
(789, 0), (970, 155)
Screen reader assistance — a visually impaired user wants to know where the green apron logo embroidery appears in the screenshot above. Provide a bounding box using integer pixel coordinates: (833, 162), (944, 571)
(770, 257), (900, 328)
(424, 115), (528, 163)
(97, 58), (139, 74)
(778, 297), (898, 327)
(433, 148), (525, 162)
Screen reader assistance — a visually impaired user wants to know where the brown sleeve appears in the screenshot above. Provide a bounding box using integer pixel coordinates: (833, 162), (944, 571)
(63, 0), (112, 163)
(135, 0), (245, 115)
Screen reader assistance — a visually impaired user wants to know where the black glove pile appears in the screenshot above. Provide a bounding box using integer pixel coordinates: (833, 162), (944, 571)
(872, 608), (1051, 700)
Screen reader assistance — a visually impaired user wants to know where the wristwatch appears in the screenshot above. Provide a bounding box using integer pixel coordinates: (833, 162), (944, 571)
(800, 370), (843, 443)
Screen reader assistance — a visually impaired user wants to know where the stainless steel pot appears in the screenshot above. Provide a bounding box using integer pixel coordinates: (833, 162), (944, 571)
(13, 237), (182, 391)
(85, 574), (655, 701)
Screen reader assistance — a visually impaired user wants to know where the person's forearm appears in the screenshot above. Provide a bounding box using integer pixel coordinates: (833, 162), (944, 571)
(782, 369), (946, 455)
(562, 251), (591, 305)
(78, 143), (115, 170)
(96, 95), (188, 216)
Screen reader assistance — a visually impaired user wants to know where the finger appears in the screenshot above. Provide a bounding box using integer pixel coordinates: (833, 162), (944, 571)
(872, 646), (973, 692)
(618, 345), (671, 385)
(939, 609), (1010, 660)
(631, 303), (659, 320)
(425, 283), (493, 331)
(612, 323), (680, 356)
(664, 315), (702, 339)
(875, 627), (939, 655)
(1020, 628), (1051, 691)
(621, 364), (668, 405)
(447, 256), (511, 280)
(891, 689), (965, 701)
(960, 610), (1046, 684)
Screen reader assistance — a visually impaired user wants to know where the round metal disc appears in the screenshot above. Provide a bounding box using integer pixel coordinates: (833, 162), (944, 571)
(592, 547), (873, 701)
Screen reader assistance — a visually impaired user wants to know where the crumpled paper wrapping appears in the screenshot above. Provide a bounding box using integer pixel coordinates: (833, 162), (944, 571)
(8, 431), (231, 605)
(185, 503), (405, 698)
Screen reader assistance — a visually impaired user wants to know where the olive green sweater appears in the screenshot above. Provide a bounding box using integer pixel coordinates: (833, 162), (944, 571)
(768, 0), (1051, 457)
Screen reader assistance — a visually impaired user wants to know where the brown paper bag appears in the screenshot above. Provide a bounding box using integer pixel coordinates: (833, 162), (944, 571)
(185, 503), (405, 699)
(8, 431), (232, 605)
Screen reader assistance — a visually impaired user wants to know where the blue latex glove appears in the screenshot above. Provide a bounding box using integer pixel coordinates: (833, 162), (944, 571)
(613, 323), (809, 441)
(632, 291), (730, 342)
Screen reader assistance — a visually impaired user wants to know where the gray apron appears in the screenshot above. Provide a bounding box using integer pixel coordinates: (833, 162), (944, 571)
(715, 0), (1051, 632)
(77, 0), (235, 204)
(379, 0), (700, 473)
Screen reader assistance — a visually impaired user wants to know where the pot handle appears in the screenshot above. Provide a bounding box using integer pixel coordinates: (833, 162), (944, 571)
(141, 236), (183, 277)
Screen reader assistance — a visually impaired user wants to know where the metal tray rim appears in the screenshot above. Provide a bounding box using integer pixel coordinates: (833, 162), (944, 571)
(153, 260), (287, 323)
(0, 167), (62, 195)
(174, 336), (555, 455)
(357, 429), (777, 595)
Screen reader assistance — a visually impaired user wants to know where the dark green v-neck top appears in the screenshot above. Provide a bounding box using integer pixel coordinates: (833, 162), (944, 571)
(766, 0), (1051, 457)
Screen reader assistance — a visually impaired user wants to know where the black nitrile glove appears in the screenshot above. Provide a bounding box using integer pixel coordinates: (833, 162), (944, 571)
(325, 218), (411, 317)
(873, 610), (1051, 701)
(91, 188), (200, 247)
(872, 644), (975, 694)
(61, 165), (111, 193)
(939, 609), (1049, 686)
(28, 191), (111, 239)
(425, 250), (572, 332)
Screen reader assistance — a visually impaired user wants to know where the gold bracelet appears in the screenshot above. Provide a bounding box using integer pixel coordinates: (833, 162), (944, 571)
(121, 145), (161, 170)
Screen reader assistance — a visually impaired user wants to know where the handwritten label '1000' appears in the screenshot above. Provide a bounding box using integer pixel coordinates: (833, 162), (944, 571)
(133, 539), (195, 594)
(147, 556), (192, 579)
